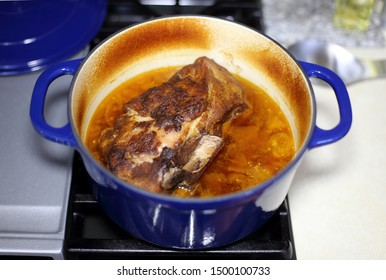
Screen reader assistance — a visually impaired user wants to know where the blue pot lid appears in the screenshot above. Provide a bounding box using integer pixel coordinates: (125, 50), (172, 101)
(0, 0), (106, 75)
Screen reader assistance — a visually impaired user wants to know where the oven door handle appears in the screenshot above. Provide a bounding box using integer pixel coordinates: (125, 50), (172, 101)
(30, 58), (82, 148)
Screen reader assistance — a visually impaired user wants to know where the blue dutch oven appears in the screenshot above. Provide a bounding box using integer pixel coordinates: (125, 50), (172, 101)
(30, 16), (352, 249)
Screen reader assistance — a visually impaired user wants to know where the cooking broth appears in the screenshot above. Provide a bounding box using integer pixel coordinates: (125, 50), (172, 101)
(86, 66), (295, 198)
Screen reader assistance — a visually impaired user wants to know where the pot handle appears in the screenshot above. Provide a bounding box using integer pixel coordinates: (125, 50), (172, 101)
(30, 58), (83, 148)
(300, 61), (352, 149)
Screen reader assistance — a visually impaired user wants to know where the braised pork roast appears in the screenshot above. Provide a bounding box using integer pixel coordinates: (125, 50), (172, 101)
(98, 57), (247, 193)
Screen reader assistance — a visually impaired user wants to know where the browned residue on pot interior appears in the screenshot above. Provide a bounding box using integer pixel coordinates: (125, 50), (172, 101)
(72, 17), (312, 154)
(72, 18), (213, 137)
(242, 41), (311, 146)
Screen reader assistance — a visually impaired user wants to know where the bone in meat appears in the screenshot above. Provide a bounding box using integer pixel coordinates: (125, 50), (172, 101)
(98, 56), (247, 194)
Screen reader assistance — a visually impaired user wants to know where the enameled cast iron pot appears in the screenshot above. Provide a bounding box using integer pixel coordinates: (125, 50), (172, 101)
(30, 16), (352, 249)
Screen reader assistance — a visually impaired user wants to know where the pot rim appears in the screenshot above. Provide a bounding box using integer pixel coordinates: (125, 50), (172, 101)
(68, 15), (316, 208)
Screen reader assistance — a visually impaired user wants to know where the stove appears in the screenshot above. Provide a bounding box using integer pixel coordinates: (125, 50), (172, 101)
(0, 0), (296, 260)
(91, 0), (264, 47)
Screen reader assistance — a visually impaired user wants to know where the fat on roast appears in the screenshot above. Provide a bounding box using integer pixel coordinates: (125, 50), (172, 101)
(98, 57), (247, 193)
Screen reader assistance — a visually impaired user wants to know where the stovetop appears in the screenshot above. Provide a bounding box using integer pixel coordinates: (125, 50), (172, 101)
(0, 0), (297, 260)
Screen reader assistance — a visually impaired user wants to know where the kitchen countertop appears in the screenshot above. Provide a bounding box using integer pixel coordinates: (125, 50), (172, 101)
(288, 43), (386, 260)
(261, 0), (386, 261)
(262, 0), (385, 48)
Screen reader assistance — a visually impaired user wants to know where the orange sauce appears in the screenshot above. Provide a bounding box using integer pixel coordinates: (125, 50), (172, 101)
(86, 67), (295, 198)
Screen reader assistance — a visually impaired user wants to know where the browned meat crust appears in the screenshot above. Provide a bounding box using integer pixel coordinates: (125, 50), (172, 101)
(99, 56), (247, 194)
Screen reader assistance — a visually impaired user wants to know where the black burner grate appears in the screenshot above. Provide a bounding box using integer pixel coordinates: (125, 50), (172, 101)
(90, 0), (264, 48)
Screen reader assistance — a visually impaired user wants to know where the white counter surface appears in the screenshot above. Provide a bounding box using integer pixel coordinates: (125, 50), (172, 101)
(288, 46), (386, 259)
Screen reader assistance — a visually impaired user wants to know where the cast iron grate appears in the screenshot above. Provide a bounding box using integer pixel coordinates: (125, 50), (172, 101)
(91, 0), (264, 47)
